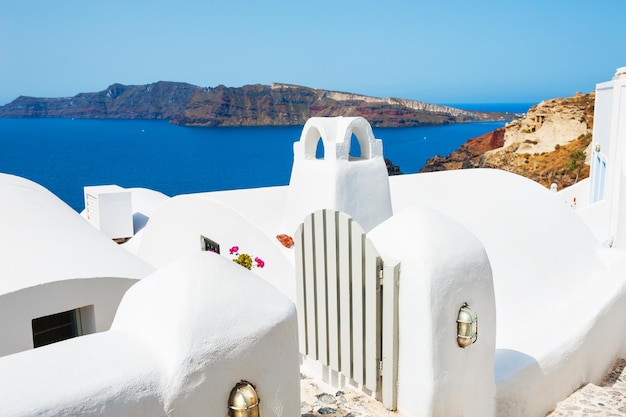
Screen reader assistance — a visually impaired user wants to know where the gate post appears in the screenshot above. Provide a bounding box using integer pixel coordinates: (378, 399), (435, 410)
(369, 206), (496, 417)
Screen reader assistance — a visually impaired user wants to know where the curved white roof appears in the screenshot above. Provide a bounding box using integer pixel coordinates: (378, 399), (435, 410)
(125, 193), (296, 300)
(124, 187), (169, 231)
(0, 252), (299, 417)
(388, 169), (606, 347)
(0, 174), (154, 295)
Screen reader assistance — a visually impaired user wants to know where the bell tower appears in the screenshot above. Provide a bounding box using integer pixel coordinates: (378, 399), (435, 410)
(284, 116), (393, 233)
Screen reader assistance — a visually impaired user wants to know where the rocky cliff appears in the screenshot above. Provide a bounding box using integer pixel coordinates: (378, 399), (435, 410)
(421, 92), (595, 189)
(174, 82), (503, 127)
(0, 81), (514, 127)
(0, 82), (203, 119)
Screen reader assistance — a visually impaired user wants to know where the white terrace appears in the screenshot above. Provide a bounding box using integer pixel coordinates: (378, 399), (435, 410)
(1, 68), (626, 417)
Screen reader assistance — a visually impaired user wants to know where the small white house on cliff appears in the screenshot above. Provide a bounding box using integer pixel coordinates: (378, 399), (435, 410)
(3, 68), (626, 417)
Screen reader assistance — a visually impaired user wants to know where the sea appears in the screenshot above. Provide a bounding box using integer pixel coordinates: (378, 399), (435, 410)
(0, 103), (532, 212)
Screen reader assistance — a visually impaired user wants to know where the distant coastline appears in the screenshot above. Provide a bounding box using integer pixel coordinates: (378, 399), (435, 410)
(442, 102), (534, 114)
(0, 81), (520, 128)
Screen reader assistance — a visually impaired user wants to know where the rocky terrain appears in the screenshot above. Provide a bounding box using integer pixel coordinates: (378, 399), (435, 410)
(385, 158), (403, 175)
(0, 82), (515, 128)
(421, 92), (595, 189)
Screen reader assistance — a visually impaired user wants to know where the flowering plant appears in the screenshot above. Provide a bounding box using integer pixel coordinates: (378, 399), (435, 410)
(229, 246), (265, 270)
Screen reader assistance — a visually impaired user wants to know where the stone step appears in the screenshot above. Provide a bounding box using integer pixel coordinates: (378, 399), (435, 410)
(547, 359), (626, 416)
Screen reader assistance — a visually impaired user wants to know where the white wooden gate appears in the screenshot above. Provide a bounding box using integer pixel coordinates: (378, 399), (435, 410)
(295, 209), (399, 410)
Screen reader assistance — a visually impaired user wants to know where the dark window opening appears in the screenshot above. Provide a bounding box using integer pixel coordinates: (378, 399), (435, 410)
(201, 235), (220, 253)
(32, 309), (83, 348)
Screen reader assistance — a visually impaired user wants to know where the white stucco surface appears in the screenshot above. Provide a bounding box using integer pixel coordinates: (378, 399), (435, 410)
(369, 206), (496, 417)
(124, 193), (297, 300)
(83, 186), (169, 251)
(0, 174), (155, 356)
(0, 252), (300, 417)
(84, 184), (134, 239)
(389, 169), (603, 336)
(387, 169), (624, 416)
(0, 278), (137, 357)
(193, 185), (291, 237)
(125, 186), (169, 233)
(557, 177), (590, 210)
(0, 174), (154, 295)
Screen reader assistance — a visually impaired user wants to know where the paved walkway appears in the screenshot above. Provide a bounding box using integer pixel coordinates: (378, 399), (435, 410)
(300, 373), (402, 417)
(300, 359), (626, 417)
(547, 358), (626, 416)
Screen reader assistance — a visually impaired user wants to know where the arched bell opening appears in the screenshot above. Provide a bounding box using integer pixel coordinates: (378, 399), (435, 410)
(349, 133), (362, 160)
(315, 137), (325, 160)
(344, 119), (375, 160)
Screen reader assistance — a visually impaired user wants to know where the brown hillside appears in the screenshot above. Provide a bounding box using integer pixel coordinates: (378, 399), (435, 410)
(421, 92), (595, 190)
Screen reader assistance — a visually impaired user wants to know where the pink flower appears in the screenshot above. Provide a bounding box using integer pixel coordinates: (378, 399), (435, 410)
(254, 257), (265, 268)
(229, 246), (239, 255)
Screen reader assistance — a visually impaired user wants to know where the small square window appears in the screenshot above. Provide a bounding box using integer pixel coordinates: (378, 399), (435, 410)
(200, 235), (220, 254)
(32, 305), (95, 348)
(32, 309), (80, 348)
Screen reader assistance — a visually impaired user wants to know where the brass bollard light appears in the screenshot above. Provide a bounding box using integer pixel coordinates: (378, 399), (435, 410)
(456, 303), (478, 348)
(228, 381), (260, 417)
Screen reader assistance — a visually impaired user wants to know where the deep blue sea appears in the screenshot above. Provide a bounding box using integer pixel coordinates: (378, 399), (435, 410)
(0, 103), (532, 212)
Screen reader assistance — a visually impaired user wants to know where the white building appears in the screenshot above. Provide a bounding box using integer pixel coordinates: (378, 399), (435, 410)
(0, 175), (300, 416)
(0, 174), (154, 357)
(2, 68), (626, 417)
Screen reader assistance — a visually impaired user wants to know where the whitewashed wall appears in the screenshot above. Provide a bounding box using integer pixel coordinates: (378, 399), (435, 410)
(0, 278), (136, 357)
(0, 253), (300, 417)
(0, 173), (154, 357)
(369, 206), (496, 417)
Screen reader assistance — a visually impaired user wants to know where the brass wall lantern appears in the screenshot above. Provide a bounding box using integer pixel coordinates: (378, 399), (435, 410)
(456, 303), (478, 348)
(228, 380), (260, 417)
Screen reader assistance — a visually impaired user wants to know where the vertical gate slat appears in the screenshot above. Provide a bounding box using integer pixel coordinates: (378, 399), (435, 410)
(313, 210), (328, 365)
(325, 210), (340, 371)
(382, 260), (400, 411)
(296, 209), (398, 410)
(364, 242), (380, 392)
(303, 213), (318, 359)
(337, 213), (353, 379)
(350, 222), (365, 386)
(294, 224), (307, 354)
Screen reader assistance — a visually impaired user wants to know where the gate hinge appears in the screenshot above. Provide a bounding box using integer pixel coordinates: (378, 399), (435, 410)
(379, 360), (383, 373)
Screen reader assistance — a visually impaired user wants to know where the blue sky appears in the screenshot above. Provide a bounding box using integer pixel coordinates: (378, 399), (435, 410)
(1, 0), (625, 106)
